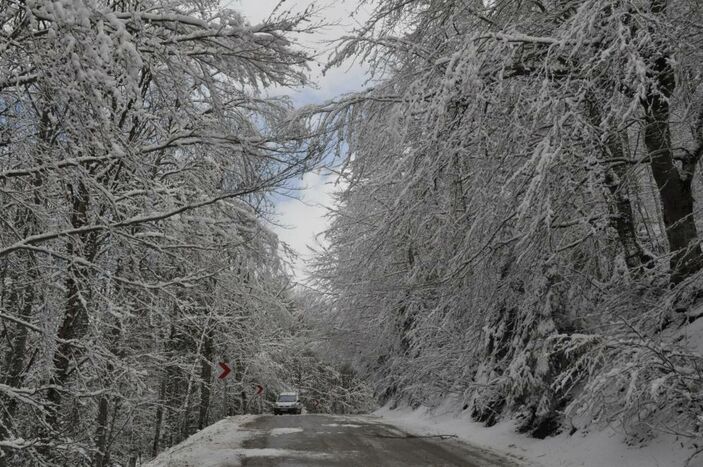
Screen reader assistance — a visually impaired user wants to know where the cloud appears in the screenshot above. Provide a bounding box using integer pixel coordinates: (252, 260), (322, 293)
(271, 171), (345, 281)
(223, 0), (366, 280)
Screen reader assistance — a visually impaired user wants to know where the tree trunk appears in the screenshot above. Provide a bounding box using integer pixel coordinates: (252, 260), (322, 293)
(603, 130), (654, 272)
(94, 333), (122, 466)
(643, 0), (703, 283)
(47, 181), (93, 428)
(93, 396), (110, 467)
(0, 264), (35, 467)
(241, 390), (248, 415)
(585, 93), (650, 273)
(198, 331), (214, 430)
(604, 163), (651, 272)
(152, 380), (166, 458)
(645, 121), (701, 283)
(232, 356), (244, 415)
(1, 259), (34, 393)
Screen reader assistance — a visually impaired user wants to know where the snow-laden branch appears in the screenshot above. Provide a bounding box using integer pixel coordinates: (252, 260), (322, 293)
(0, 310), (41, 333)
(0, 182), (280, 258)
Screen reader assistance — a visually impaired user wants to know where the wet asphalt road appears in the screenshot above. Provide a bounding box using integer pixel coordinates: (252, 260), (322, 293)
(240, 414), (519, 467)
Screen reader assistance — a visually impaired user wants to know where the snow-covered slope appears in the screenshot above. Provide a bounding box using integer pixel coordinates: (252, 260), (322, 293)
(145, 416), (259, 467)
(376, 403), (703, 467)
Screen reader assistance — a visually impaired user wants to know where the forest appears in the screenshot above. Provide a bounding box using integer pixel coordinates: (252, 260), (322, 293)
(2, 0), (703, 466)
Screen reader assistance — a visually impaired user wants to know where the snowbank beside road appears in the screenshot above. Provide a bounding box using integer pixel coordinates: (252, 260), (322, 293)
(145, 415), (259, 467)
(376, 404), (702, 467)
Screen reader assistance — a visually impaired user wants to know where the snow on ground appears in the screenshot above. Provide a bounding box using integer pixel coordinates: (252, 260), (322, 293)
(145, 417), (327, 467)
(145, 416), (259, 467)
(376, 402), (703, 467)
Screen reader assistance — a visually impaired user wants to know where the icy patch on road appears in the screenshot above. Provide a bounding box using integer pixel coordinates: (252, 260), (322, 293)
(322, 423), (361, 428)
(237, 448), (332, 460)
(270, 427), (304, 436)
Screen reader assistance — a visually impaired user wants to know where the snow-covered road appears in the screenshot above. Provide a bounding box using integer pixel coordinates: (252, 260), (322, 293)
(146, 414), (521, 466)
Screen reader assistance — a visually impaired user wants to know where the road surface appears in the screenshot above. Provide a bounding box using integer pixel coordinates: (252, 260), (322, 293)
(239, 414), (519, 466)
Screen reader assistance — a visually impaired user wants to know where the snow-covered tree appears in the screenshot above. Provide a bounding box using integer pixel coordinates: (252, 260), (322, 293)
(308, 0), (703, 443)
(0, 0), (324, 464)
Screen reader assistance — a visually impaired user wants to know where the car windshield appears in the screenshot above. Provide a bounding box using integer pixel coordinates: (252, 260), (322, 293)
(278, 394), (297, 402)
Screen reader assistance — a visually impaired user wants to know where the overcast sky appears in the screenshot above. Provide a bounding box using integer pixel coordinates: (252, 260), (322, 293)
(228, 0), (368, 281)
